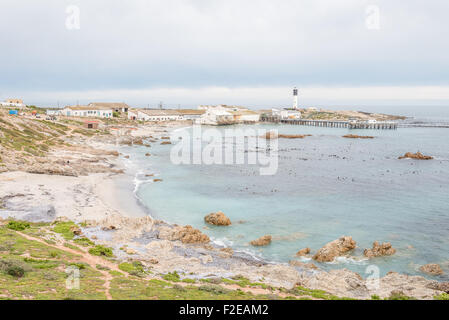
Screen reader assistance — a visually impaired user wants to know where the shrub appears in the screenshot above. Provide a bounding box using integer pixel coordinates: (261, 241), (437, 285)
(68, 262), (87, 270)
(198, 284), (230, 295)
(434, 293), (449, 300)
(74, 237), (95, 247)
(7, 220), (31, 231)
(0, 259), (29, 278)
(89, 245), (114, 257)
(163, 271), (180, 282)
(53, 221), (77, 240)
(118, 261), (146, 277)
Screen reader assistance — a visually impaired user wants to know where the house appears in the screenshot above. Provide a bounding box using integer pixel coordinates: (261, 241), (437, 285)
(62, 105), (113, 118)
(1, 99), (26, 108)
(88, 102), (130, 113)
(84, 120), (99, 129)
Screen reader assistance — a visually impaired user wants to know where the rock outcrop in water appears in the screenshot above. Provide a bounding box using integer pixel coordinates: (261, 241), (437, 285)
(398, 152), (433, 160)
(262, 132), (311, 140)
(363, 242), (396, 258)
(420, 264), (444, 276)
(343, 134), (374, 139)
(250, 235), (272, 247)
(204, 212), (232, 226)
(296, 248), (311, 257)
(313, 236), (356, 262)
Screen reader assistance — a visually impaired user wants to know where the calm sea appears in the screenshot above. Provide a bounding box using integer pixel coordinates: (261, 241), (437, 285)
(122, 105), (449, 279)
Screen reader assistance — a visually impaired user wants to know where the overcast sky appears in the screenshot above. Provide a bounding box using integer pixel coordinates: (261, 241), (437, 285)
(0, 0), (448, 108)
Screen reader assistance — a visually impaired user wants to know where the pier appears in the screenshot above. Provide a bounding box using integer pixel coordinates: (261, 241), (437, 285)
(261, 117), (397, 130)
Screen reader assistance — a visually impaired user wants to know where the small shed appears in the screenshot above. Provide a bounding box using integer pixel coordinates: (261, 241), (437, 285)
(84, 120), (99, 129)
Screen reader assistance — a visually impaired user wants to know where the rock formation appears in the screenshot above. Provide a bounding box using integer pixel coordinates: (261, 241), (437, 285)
(313, 236), (356, 262)
(419, 264), (444, 276)
(343, 134), (374, 139)
(158, 225), (210, 244)
(296, 248), (311, 257)
(250, 235), (272, 247)
(204, 212), (232, 226)
(363, 242), (396, 258)
(289, 260), (318, 270)
(426, 281), (449, 293)
(398, 152), (433, 160)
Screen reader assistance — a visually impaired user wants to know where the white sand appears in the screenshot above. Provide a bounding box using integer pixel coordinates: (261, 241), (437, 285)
(0, 171), (145, 222)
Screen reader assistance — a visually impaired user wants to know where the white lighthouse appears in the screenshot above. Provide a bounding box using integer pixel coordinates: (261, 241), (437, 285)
(293, 87), (299, 109)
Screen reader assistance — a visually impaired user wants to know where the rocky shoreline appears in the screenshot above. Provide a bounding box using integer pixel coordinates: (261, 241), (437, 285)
(0, 117), (447, 299)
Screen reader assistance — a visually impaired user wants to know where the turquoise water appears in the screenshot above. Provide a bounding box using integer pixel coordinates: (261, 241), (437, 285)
(123, 116), (449, 279)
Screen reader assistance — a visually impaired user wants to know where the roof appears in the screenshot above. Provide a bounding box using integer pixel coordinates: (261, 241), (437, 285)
(89, 102), (129, 108)
(139, 109), (182, 116)
(6, 99), (23, 103)
(176, 109), (206, 115)
(64, 105), (112, 111)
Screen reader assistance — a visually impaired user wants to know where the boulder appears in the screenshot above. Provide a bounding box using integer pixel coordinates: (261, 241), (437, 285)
(363, 242), (396, 258)
(204, 212), (232, 226)
(426, 281), (449, 293)
(70, 226), (82, 236)
(125, 248), (137, 255)
(102, 225), (117, 231)
(250, 235), (272, 247)
(313, 236), (356, 262)
(158, 225), (210, 244)
(419, 264), (444, 276)
(296, 248), (311, 257)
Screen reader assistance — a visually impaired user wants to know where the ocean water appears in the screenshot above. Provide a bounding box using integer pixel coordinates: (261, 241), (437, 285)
(122, 106), (449, 279)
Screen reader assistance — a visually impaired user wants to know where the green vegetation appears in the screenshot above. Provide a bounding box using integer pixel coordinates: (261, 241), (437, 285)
(7, 220), (31, 231)
(0, 221), (436, 301)
(162, 271), (181, 282)
(53, 221), (77, 240)
(118, 261), (147, 277)
(88, 245), (114, 257)
(74, 237), (95, 247)
(387, 292), (415, 300)
(434, 293), (449, 300)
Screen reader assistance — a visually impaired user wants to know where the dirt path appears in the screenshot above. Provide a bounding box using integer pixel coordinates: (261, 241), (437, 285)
(17, 231), (118, 300)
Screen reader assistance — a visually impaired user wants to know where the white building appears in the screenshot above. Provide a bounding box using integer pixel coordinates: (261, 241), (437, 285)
(1, 99), (26, 108)
(196, 105), (259, 125)
(62, 105), (113, 118)
(46, 109), (62, 116)
(129, 109), (184, 122)
(88, 102), (129, 113)
(128, 109), (205, 122)
(196, 106), (234, 125)
(272, 108), (301, 120)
